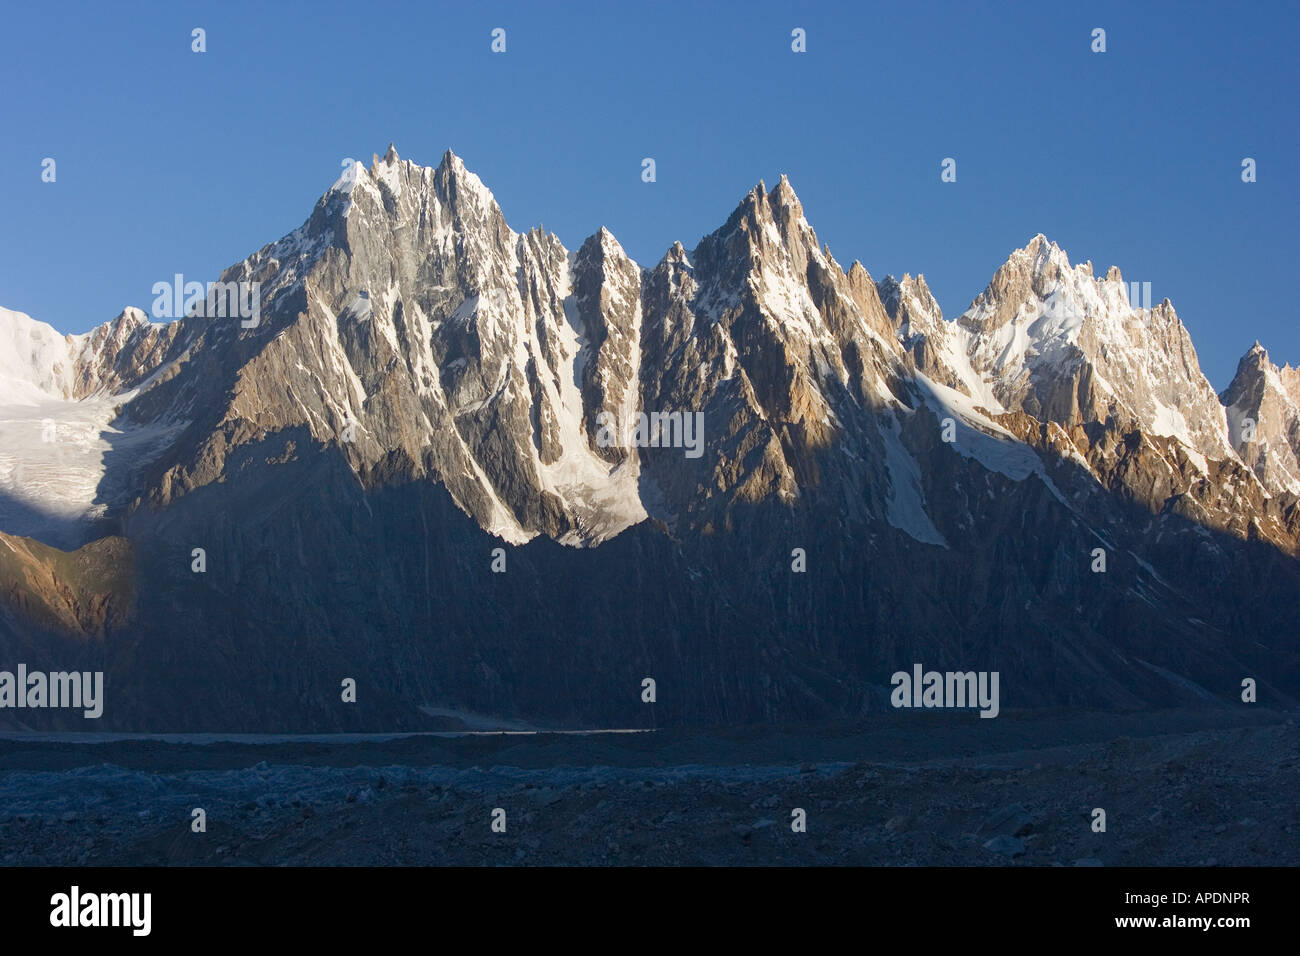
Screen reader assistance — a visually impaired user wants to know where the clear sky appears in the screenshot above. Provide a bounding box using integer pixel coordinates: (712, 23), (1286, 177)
(1, 0), (1296, 388)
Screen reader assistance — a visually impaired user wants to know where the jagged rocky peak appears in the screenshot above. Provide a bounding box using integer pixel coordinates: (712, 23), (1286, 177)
(702, 173), (822, 276)
(432, 147), (502, 215)
(691, 173), (902, 367)
(70, 307), (181, 399)
(875, 273), (990, 402)
(1229, 341), (1300, 402)
(0, 304), (178, 404)
(574, 225), (635, 275)
(323, 145), (505, 240)
(5, 150), (1294, 562)
(633, 171), (940, 540)
(1222, 341), (1300, 497)
(117, 146), (667, 547)
(571, 225), (643, 465)
(844, 260), (880, 307)
(878, 273), (943, 335)
(955, 234), (1234, 462)
(960, 234), (1078, 335)
(875, 275), (902, 317)
(767, 174), (805, 239)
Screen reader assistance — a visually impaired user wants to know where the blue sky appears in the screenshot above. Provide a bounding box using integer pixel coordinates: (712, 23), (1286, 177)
(1, 0), (1296, 388)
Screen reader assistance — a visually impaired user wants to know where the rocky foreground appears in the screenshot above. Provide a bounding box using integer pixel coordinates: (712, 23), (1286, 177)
(0, 709), (1295, 866)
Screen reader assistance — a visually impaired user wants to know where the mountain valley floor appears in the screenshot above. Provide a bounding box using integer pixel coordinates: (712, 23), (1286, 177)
(0, 708), (1294, 866)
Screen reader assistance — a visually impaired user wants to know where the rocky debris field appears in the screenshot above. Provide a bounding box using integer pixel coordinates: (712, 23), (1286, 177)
(0, 710), (1295, 866)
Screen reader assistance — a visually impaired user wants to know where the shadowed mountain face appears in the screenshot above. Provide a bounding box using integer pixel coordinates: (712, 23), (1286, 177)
(0, 147), (1296, 731)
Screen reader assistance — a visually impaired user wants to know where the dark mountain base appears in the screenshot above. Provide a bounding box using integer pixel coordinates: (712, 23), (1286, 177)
(4, 430), (1295, 733)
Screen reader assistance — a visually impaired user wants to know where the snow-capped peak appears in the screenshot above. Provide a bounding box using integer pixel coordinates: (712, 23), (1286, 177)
(1222, 341), (1300, 496)
(955, 238), (1235, 464)
(434, 149), (501, 216)
(330, 160), (365, 196)
(1005, 233), (1073, 285)
(770, 173), (800, 208)
(0, 305), (77, 404)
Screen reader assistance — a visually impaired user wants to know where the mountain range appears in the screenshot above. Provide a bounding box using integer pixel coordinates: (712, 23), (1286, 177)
(1, 146), (1296, 730)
